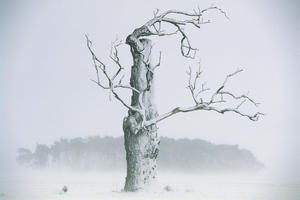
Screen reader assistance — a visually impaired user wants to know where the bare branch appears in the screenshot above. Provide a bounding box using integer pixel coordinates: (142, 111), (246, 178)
(219, 91), (260, 107)
(145, 66), (263, 127)
(152, 51), (162, 71)
(114, 84), (140, 94)
(222, 68), (243, 86)
(211, 68), (243, 103)
(110, 38), (124, 81)
(236, 99), (247, 110)
(186, 66), (198, 104)
(86, 35), (141, 113)
(145, 103), (263, 126)
(186, 63), (210, 104)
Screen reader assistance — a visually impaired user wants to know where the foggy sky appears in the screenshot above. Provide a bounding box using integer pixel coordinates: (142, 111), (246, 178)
(0, 0), (299, 180)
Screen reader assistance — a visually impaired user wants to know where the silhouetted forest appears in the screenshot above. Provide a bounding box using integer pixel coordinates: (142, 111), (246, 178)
(16, 136), (264, 171)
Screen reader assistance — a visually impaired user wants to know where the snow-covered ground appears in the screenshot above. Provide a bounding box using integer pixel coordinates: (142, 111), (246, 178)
(0, 170), (299, 200)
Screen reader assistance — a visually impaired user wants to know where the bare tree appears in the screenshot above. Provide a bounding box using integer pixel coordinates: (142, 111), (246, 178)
(86, 6), (263, 192)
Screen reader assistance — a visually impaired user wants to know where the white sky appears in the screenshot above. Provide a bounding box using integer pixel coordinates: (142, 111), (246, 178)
(0, 0), (299, 180)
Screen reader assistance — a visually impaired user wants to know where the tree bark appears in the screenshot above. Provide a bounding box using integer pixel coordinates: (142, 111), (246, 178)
(123, 38), (160, 191)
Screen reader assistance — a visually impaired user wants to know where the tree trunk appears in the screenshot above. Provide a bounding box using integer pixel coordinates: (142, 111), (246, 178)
(123, 38), (160, 191)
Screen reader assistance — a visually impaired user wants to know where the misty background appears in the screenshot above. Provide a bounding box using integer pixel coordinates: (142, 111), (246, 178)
(0, 0), (299, 182)
(15, 136), (264, 172)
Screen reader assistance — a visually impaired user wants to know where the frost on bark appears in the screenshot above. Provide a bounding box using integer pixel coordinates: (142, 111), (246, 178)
(123, 38), (160, 191)
(86, 6), (263, 192)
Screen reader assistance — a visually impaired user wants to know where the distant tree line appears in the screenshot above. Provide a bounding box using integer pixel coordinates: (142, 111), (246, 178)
(16, 136), (264, 171)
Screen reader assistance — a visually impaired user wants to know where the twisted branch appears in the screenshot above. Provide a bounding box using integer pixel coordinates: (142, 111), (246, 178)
(126, 6), (229, 58)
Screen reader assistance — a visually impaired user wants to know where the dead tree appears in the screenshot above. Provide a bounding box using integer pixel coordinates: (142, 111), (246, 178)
(86, 6), (263, 192)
